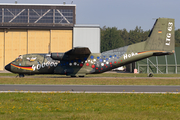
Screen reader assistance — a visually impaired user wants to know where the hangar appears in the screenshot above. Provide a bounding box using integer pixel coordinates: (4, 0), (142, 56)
(136, 47), (180, 74)
(0, 3), (100, 70)
(126, 47), (180, 74)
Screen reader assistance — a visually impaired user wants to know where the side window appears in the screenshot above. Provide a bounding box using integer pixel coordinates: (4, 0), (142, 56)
(15, 55), (23, 62)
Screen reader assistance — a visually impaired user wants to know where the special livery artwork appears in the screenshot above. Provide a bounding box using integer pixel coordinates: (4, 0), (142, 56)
(5, 18), (175, 77)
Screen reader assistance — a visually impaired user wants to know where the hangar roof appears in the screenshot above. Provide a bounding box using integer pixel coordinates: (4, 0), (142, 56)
(0, 3), (76, 6)
(74, 24), (100, 28)
(0, 3), (76, 29)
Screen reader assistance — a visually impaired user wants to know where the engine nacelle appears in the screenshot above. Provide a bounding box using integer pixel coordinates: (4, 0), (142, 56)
(51, 53), (69, 60)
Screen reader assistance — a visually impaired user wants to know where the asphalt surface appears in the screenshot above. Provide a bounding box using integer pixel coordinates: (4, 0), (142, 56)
(0, 85), (179, 93)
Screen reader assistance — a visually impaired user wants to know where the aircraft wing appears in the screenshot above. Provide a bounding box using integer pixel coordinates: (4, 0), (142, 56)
(50, 47), (91, 60)
(65, 47), (91, 55)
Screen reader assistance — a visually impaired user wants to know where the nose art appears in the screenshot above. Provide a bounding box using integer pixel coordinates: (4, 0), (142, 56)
(5, 63), (11, 71)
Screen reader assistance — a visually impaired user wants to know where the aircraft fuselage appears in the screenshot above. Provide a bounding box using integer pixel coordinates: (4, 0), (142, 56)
(5, 46), (159, 76)
(5, 18), (175, 77)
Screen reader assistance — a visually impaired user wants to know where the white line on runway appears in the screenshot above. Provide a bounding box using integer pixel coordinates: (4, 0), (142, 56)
(0, 91), (180, 94)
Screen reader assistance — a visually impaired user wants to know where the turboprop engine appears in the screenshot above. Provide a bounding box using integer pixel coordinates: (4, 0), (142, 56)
(51, 53), (69, 60)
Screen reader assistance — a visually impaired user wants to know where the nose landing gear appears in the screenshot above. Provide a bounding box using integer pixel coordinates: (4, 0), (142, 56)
(18, 74), (25, 78)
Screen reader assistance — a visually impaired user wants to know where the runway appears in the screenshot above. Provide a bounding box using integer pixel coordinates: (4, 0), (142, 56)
(0, 84), (179, 93)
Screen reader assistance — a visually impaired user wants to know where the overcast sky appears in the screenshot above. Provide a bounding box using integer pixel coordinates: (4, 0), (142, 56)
(1, 0), (180, 31)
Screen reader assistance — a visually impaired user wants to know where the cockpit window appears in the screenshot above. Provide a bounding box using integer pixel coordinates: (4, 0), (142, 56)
(13, 55), (23, 62)
(16, 58), (22, 62)
(18, 55), (23, 59)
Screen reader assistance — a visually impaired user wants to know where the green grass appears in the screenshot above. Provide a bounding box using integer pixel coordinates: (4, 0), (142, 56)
(0, 73), (16, 76)
(0, 77), (180, 85)
(0, 73), (180, 85)
(0, 73), (180, 119)
(86, 73), (180, 77)
(2, 72), (180, 77)
(0, 93), (180, 119)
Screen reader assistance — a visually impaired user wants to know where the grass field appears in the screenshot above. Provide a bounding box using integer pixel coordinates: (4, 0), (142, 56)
(0, 93), (180, 120)
(2, 72), (180, 77)
(0, 72), (180, 85)
(0, 73), (180, 119)
(0, 77), (180, 85)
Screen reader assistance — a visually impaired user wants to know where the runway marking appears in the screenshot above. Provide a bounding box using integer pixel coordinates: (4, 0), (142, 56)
(0, 91), (180, 94)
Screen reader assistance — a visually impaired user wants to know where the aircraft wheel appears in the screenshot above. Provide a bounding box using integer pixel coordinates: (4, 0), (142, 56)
(79, 76), (85, 77)
(71, 75), (76, 77)
(148, 73), (153, 77)
(19, 74), (25, 78)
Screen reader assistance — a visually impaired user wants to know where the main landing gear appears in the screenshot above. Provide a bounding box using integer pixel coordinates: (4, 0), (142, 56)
(18, 74), (25, 78)
(70, 75), (85, 77)
(148, 73), (153, 77)
(79, 76), (84, 77)
(70, 75), (76, 77)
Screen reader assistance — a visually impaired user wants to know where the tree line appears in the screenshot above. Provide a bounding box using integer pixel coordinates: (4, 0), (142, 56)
(101, 26), (180, 52)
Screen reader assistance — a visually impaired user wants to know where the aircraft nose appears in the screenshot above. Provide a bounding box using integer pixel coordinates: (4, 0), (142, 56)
(5, 63), (11, 72)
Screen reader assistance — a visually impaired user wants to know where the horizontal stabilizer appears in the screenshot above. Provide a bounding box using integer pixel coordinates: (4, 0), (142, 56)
(153, 51), (174, 56)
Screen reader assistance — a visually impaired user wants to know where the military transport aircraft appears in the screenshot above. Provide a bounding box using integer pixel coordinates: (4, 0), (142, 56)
(5, 18), (175, 77)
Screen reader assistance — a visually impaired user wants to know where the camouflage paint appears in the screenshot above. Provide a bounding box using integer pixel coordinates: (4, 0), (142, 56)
(5, 18), (175, 77)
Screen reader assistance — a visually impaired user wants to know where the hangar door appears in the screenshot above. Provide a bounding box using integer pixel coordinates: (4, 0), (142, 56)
(0, 29), (73, 70)
(0, 30), (4, 70)
(5, 30), (27, 66)
(51, 30), (72, 52)
(28, 30), (50, 54)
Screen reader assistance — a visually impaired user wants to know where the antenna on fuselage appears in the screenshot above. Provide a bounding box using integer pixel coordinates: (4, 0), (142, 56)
(45, 43), (51, 57)
(48, 43), (51, 54)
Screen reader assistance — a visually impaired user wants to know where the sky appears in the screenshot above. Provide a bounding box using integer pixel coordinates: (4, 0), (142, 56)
(1, 0), (180, 31)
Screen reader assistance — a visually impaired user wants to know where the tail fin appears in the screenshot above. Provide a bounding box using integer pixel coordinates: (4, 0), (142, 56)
(144, 18), (175, 53)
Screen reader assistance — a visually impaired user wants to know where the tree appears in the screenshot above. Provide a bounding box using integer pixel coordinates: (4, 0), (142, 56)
(119, 28), (129, 46)
(101, 26), (125, 52)
(101, 26), (180, 52)
(175, 29), (180, 47)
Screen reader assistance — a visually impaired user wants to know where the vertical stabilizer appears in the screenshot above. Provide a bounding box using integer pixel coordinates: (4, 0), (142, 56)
(144, 18), (175, 53)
